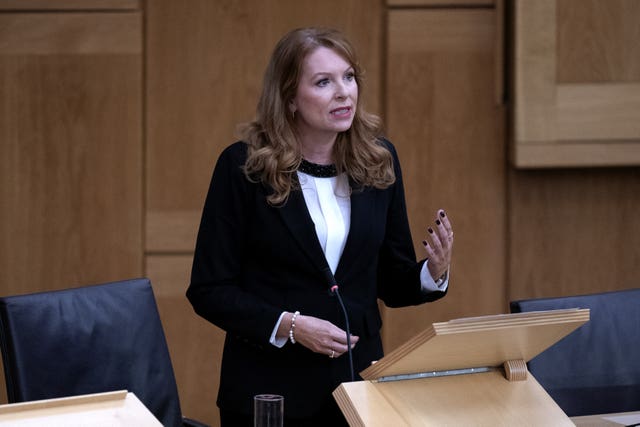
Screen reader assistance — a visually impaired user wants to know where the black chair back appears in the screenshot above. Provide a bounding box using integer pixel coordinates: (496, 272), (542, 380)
(511, 288), (640, 416)
(0, 278), (183, 427)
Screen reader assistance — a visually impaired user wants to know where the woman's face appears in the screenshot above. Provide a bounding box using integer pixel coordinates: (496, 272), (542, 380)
(290, 46), (358, 145)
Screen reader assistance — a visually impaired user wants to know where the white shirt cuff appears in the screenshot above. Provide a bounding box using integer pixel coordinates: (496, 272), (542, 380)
(269, 311), (289, 348)
(420, 260), (449, 292)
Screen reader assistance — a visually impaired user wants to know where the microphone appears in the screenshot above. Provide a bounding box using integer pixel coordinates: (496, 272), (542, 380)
(324, 268), (339, 296)
(323, 268), (355, 382)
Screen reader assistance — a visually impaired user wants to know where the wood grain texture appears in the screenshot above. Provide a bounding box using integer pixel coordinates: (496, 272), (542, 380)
(335, 371), (573, 426)
(514, 141), (640, 168)
(557, 0), (640, 83)
(494, 0), (505, 105)
(0, 391), (161, 426)
(512, 0), (557, 144)
(508, 167), (640, 301)
(511, 0), (640, 167)
(384, 9), (506, 351)
(0, 12), (143, 295)
(145, 210), (201, 253)
(387, 0), (494, 6)
(0, 13), (142, 54)
(556, 83), (640, 141)
(0, 0), (139, 10)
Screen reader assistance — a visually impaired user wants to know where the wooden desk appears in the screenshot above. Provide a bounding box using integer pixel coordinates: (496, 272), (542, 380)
(0, 390), (162, 426)
(572, 411), (640, 427)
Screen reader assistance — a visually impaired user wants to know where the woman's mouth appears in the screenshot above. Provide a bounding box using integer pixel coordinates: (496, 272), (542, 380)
(330, 107), (352, 118)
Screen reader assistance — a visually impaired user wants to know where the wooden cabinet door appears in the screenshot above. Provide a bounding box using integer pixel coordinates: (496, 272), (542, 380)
(512, 0), (640, 167)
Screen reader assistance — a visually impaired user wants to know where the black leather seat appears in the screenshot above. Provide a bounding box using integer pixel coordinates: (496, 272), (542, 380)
(510, 288), (640, 416)
(0, 278), (208, 427)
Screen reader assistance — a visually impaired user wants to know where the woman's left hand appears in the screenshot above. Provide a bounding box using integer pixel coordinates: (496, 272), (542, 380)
(422, 209), (453, 281)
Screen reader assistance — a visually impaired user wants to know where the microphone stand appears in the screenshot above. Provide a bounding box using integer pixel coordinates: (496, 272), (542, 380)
(325, 269), (355, 382)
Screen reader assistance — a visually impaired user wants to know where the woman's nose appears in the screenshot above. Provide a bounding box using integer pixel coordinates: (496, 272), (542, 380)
(335, 82), (347, 99)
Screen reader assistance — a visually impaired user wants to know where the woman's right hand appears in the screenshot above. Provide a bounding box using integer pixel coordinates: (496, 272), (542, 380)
(291, 314), (359, 358)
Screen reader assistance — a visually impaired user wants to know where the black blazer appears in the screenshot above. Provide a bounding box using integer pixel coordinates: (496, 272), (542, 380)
(187, 139), (446, 418)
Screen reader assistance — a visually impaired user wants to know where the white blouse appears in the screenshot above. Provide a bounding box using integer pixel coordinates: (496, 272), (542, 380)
(298, 171), (351, 274)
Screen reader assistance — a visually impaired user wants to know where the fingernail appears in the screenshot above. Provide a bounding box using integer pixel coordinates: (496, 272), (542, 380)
(422, 240), (428, 246)
(428, 228), (434, 234)
(436, 219), (441, 226)
(440, 211), (446, 218)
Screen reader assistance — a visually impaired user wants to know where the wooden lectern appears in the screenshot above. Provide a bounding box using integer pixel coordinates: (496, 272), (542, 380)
(333, 309), (590, 426)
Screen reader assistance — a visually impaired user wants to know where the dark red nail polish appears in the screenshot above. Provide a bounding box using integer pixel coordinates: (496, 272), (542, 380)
(440, 211), (446, 218)
(428, 228), (434, 234)
(436, 219), (441, 226)
(422, 240), (428, 246)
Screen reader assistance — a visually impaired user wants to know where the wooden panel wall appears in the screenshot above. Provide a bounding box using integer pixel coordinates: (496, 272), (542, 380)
(508, 168), (640, 301)
(0, 1), (142, 405)
(383, 6), (506, 351)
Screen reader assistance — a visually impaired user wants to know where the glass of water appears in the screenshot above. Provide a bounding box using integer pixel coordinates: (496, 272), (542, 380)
(254, 394), (284, 427)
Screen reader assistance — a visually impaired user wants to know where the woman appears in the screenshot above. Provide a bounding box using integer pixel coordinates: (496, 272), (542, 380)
(187, 27), (453, 426)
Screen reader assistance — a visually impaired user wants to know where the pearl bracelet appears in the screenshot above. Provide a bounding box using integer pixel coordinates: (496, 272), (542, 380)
(289, 311), (300, 344)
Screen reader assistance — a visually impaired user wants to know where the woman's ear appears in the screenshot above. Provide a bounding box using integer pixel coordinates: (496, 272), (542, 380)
(289, 101), (297, 118)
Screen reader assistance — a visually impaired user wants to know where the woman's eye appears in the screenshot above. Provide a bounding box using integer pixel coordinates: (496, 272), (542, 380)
(345, 72), (355, 81)
(316, 78), (330, 87)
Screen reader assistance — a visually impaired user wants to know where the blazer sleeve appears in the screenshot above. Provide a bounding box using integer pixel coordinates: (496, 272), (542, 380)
(376, 140), (447, 307)
(186, 143), (282, 343)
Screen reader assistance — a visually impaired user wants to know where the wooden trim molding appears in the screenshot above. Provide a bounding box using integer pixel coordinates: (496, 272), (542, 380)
(0, 0), (139, 10)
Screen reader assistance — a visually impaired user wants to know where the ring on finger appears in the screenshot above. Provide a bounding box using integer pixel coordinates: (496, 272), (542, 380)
(329, 349), (335, 358)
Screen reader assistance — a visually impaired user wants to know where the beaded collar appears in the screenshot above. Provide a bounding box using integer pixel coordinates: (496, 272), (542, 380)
(298, 159), (338, 178)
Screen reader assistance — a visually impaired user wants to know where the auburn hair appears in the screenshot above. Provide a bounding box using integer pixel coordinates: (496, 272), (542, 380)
(240, 27), (395, 205)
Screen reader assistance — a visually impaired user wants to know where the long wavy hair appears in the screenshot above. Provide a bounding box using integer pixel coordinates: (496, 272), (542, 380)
(241, 27), (395, 205)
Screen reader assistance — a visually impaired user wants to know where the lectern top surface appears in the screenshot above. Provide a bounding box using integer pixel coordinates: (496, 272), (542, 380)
(360, 308), (590, 380)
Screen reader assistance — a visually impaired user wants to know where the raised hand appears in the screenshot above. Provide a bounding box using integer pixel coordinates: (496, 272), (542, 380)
(422, 209), (453, 281)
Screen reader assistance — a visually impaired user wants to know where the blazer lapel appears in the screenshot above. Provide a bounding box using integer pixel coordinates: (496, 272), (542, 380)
(277, 189), (331, 275)
(335, 185), (373, 281)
